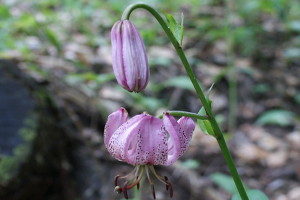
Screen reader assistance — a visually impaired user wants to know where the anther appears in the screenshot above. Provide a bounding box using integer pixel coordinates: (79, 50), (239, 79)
(137, 176), (140, 190)
(168, 183), (173, 198)
(123, 182), (129, 199)
(164, 176), (169, 191)
(114, 186), (122, 193)
(114, 175), (120, 186)
(151, 184), (156, 199)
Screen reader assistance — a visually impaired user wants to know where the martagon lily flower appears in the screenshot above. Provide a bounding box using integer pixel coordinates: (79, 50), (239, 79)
(104, 108), (195, 199)
(111, 20), (149, 93)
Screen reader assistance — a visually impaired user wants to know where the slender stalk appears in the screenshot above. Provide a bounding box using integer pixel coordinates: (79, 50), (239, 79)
(122, 3), (249, 200)
(157, 110), (209, 120)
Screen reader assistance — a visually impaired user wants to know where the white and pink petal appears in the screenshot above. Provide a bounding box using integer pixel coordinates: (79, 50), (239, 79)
(107, 113), (146, 162)
(132, 116), (168, 165)
(104, 107), (128, 148)
(177, 117), (195, 156)
(163, 113), (182, 165)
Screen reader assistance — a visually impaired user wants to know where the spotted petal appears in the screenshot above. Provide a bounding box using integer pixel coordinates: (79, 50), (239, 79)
(163, 113), (182, 165)
(104, 107), (128, 148)
(107, 113), (147, 163)
(126, 116), (168, 165)
(177, 117), (195, 156)
(104, 109), (195, 167)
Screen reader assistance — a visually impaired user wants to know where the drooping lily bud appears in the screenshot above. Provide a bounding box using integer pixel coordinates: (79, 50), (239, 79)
(111, 20), (149, 92)
(104, 108), (195, 199)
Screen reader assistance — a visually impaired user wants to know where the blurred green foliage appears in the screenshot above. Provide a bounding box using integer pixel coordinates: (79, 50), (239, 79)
(211, 172), (244, 194)
(0, 0), (298, 117)
(0, 0), (298, 131)
(256, 109), (295, 127)
(211, 173), (269, 200)
(0, 114), (37, 184)
(1, 0), (298, 56)
(1, 0), (299, 90)
(232, 189), (269, 200)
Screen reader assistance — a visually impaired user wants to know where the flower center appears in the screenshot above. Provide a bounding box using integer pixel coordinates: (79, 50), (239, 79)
(114, 165), (173, 199)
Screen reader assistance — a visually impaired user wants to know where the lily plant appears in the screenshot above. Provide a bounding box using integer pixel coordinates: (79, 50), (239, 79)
(104, 2), (257, 200)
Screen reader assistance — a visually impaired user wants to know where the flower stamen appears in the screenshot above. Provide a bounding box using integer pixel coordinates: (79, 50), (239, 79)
(164, 176), (169, 191)
(149, 165), (173, 197)
(167, 182), (174, 198)
(114, 165), (174, 199)
(115, 165), (141, 187)
(146, 166), (156, 199)
(136, 176), (140, 190)
(151, 184), (156, 199)
(114, 175), (120, 187)
(122, 181), (129, 199)
(125, 167), (144, 190)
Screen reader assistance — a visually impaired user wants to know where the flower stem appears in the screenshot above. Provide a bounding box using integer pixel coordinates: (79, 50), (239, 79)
(157, 110), (209, 120)
(122, 3), (249, 200)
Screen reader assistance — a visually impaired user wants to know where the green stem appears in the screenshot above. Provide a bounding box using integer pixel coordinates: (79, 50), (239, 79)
(122, 3), (249, 200)
(157, 110), (209, 120)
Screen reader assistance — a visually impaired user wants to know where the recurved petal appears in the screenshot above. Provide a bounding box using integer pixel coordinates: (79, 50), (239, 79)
(104, 107), (128, 148)
(177, 117), (195, 156)
(107, 113), (147, 163)
(126, 116), (168, 165)
(163, 113), (182, 165)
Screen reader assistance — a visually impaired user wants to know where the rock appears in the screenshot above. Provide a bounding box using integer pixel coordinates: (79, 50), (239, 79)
(288, 187), (300, 200)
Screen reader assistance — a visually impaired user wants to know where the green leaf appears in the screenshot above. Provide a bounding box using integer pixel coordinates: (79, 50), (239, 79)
(287, 20), (300, 32)
(197, 85), (215, 136)
(139, 97), (163, 112)
(129, 93), (163, 113)
(253, 83), (270, 94)
(163, 76), (194, 91)
(44, 28), (61, 51)
(283, 48), (300, 59)
(181, 159), (200, 169)
(0, 156), (18, 183)
(206, 83), (215, 97)
(197, 94), (214, 136)
(232, 189), (269, 200)
(210, 173), (242, 194)
(0, 5), (10, 20)
(163, 11), (184, 46)
(256, 109), (295, 126)
(14, 14), (37, 32)
(197, 107), (214, 136)
(295, 93), (300, 105)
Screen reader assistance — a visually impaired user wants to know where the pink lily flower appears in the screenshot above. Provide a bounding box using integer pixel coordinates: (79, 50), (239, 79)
(104, 108), (195, 199)
(111, 20), (149, 93)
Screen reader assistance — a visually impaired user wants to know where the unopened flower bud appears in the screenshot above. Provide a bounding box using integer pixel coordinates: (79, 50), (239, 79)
(111, 20), (149, 92)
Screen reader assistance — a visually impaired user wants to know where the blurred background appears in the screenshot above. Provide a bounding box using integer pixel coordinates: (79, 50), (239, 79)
(0, 0), (299, 199)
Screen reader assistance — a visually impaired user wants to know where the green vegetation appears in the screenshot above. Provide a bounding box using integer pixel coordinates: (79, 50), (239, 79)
(0, 114), (37, 184)
(1, 0), (299, 116)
